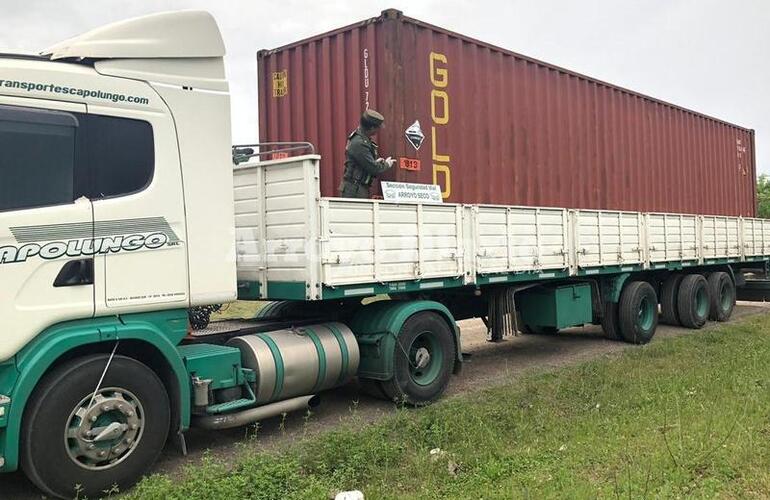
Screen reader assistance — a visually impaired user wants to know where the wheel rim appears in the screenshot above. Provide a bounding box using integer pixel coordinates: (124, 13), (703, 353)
(719, 281), (732, 310)
(408, 330), (444, 386)
(695, 286), (709, 317)
(637, 296), (655, 330)
(64, 387), (145, 471)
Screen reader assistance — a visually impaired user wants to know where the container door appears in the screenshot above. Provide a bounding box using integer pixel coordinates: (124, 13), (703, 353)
(0, 98), (93, 362)
(87, 106), (189, 314)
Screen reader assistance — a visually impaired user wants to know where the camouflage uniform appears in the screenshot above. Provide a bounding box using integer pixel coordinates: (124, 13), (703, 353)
(338, 110), (392, 198)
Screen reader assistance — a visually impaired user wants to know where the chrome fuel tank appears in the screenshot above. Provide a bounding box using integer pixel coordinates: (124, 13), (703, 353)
(227, 322), (359, 404)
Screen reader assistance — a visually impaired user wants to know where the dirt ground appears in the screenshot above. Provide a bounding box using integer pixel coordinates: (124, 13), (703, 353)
(4, 302), (769, 499)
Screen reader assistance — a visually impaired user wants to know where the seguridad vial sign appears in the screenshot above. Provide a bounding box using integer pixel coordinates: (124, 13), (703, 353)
(381, 181), (443, 203)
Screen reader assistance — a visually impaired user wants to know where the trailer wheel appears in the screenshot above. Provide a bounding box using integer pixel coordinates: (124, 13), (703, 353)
(677, 274), (710, 329)
(601, 301), (622, 341)
(660, 274), (683, 325)
(380, 312), (456, 406)
(618, 281), (658, 344)
(21, 354), (170, 499)
(707, 272), (735, 321)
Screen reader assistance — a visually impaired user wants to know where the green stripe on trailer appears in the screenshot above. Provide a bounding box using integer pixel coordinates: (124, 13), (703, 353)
(476, 269), (570, 285)
(256, 257), (770, 303)
(703, 257), (742, 265)
(321, 277), (465, 300)
(255, 333), (285, 401)
(302, 327), (327, 393)
(578, 264), (643, 276)
(650, 260), (699, 270)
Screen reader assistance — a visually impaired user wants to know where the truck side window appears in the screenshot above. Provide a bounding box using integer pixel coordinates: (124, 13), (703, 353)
(85, 114), (154, 199)
(0, 105), (154, 211)
(0, 104), (83, 211)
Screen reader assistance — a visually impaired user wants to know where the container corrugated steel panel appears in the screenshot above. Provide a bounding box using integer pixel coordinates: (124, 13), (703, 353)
(257, 9), (756, 216)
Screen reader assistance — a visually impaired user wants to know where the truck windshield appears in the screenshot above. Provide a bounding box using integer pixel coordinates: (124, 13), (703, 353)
(0, 104), (79, 212)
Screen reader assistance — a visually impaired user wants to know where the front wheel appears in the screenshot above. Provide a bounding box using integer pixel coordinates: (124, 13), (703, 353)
(21, 354), (170, 499)
(380, 312), (456, 406)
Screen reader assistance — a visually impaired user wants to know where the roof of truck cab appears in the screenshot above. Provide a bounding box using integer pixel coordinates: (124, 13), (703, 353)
(0, 51), (49, 61)
(42, 10), (225, 60)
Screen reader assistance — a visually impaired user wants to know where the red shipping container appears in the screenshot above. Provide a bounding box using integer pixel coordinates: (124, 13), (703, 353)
(257, 9), (756, 216)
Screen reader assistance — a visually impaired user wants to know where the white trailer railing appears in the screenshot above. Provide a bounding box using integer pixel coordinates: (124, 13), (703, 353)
(233, 155), (768, 298)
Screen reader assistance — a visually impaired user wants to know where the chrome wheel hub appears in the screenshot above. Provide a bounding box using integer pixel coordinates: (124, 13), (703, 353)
(414, 347), (431, 370)
(65, 388), (144, 470)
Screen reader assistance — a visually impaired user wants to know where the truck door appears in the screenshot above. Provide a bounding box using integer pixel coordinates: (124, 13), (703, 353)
(86, 105), (189, 314)
(0, 99), (93, 362)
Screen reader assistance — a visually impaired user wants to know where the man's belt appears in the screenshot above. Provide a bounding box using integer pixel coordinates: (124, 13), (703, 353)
(343, 176), (372, 187)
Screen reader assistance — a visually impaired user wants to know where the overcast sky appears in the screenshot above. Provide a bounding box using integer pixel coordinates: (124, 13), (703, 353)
(2, 0), (769, 173)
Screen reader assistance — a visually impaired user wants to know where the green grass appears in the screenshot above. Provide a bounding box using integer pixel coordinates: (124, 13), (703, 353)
(127, 315), (770, 499)
(210, 301), (263, 321)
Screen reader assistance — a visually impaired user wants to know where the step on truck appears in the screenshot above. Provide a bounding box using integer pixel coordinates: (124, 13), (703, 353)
(1, 11), (769, 499)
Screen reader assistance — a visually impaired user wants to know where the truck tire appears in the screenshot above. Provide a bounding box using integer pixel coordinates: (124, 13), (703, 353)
(618, 281), (658, 344)
(21, 354), (170, 500)
(380, 312), (456, 406)
(660, 274), (683, 326)
(601, 301), (622, 341)
(707, 272), (735, 321)
(677, 274), (710, 329)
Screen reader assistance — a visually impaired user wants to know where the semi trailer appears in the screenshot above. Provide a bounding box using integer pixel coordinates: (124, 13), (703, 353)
(0, 10), (768, 499)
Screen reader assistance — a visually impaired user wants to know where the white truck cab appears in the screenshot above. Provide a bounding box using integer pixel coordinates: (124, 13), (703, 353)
(0, 11), (236, 362)
(0, 12), (246, 497)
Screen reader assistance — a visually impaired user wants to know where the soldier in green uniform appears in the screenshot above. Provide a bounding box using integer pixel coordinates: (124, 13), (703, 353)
(339, 109), (395, 198)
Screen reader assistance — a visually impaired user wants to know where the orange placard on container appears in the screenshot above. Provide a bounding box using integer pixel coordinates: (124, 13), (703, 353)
(399, 158), (421, 171)
(271, 152), (289, 160)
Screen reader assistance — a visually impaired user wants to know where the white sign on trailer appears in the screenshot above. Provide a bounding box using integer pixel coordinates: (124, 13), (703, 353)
(381, 181), (442, 203)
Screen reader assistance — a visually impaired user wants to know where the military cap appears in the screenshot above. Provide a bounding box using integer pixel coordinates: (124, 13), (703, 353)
(361, 109), (385, 128)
